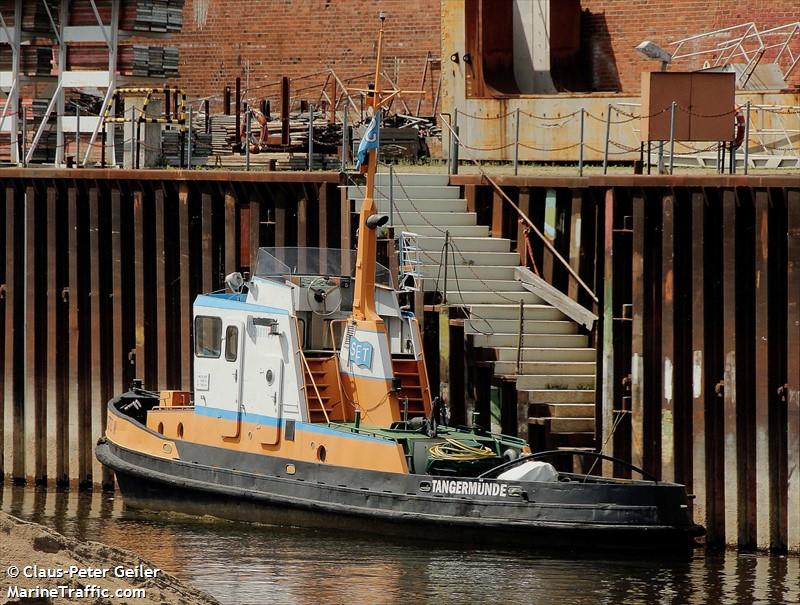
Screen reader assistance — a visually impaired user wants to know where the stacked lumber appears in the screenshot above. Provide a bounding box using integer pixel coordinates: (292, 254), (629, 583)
(29, 99), (57, 163)
(68, 44), (179, 78)
(206, 112), (341, 155)
(23, 1), (60, 34)
(0, 46), (53, 76)
(161, 128), (212, 166)
(120, 0), (184, 32)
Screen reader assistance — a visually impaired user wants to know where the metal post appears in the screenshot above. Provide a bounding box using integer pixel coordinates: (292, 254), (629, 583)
(389, 164), (394, 227)
(743, 101), (751, 175)
(603, 103), (611, 175)
(578, 108), (585, 176)
(75, 104), (80, 167)
(135, 108), (141, 169)
(513, 107), (520, 176)
(668, 100), (676, 175)
(308, 105), (314, 171)
(729, 141), (735, 174)
(451, 109), (459, 176)
(341, 99), (349, 171)
(442, 230), (450, 304)
(21, 109), (26, 167)
(515, 299), (524, 375)
(245, 108), (251, 171)
(130, 106), (136, 169)
(187, 106), (193, 170)
(101, 122), (106, 168)
(204, 99), (210, 134)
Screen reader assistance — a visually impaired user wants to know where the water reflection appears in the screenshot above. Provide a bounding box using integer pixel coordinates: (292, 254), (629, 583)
(1, 486), (798, 605)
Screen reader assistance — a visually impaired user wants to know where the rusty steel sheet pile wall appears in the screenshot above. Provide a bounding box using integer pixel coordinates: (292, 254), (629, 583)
(453, 174), (800, 552)
(0, 170), (344, 489)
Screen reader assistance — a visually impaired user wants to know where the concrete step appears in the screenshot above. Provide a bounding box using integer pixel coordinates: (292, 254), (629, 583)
(442, 290), (543, 305)
(368, 199), (468, 213)
(494, 347), (596, 362)
(530, 403), (595, 420)
(516, 374), (596, 390)
(418, 250), (521, 266)
(415, 236), (511, 253)
(394, 211), (478, 228)
(373, 173), (450, 186)
(493, 361), (596, 376)
(465, 319), (577, 334)
(419, 264), (517, 280)
(530, 402), (595, 418)
(526, 389), (597, 404)
(471, 333), (589, 348)
(466, 304), (566, 320)
(348, 185), (462, 199)
(399, 224), (489, 237)
(423, 279), (525, 292)
(395, 212), (479, 227)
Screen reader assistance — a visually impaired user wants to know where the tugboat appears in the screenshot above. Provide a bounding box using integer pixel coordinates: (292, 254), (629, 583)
(96, 15), (703, 551)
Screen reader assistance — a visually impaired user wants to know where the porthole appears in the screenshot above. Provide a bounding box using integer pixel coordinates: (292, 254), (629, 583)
(157, 422), (164, 435)
(266, 369), (274, 385)
(316, 445), (327, 463)
(177, 423), (184, 438)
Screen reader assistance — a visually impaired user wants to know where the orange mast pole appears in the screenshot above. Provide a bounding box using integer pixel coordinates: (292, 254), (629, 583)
(352, 13), (385, 323)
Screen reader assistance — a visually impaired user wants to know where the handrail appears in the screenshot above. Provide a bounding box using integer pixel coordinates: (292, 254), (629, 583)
(439, 114), (599, 304)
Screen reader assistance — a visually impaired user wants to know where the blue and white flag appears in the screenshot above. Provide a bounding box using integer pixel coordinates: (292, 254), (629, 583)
(355, 109), (382, 170)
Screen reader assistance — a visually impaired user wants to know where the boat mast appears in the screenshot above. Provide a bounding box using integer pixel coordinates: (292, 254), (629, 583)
(351, 13), (385, 323)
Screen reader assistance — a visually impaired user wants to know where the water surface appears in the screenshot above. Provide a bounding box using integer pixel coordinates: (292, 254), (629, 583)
(2, 486), (797, 605)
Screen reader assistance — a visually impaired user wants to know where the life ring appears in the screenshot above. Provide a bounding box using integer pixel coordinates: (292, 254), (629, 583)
(733, 105), (745, 150)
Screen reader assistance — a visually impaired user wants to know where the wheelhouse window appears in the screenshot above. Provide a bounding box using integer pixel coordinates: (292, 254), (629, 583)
(195, 316), (222, 358)
(225, 325), (239, 362)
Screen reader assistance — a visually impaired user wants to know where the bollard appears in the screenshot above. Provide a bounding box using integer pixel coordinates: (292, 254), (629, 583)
(341, 99), (349, 172)
(513, 107), (520, 176)
(602, 103), (611, 175)
(204, 99), (210, 134)
(668, 101), (676, 175)
(578, 108), (585, 177)
(743, 101), (751, 175)
(188, 106), (193, 170)
(308, 105), (314, 171)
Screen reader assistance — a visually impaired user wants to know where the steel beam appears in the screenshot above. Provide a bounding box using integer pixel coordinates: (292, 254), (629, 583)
(754, 189), (771, 549)
(66, 187), (82, 484)
(45, 186), (58, 485)
(178, 184), (191, 391)
(154, 188), (167, 391)
(722, 188), (739, 545)
(23, 186), (37, 482)
(517, 188), (530, 266)
(690, 191), (708, 533)
(568, 190), (583, 301)
(110, 188), (123, 397)
(2, 187), (16, 479)
(631, 193), (645, 470)
(661, 192), (676, 482)
(601, 188), (615, 477)
(201, 192), (213, 294)
(787, 188), (800, 552)
(224, 189), (237, 276)
(88, 187), (103, 485)
(133, 190), (145, 382)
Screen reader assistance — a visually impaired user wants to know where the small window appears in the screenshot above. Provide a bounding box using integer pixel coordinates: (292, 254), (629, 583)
(225, 325), (239, 362)
(194, 316), (222, 358)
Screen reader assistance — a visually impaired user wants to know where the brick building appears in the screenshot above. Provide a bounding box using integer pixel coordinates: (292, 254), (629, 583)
(172, 0), (799, 106)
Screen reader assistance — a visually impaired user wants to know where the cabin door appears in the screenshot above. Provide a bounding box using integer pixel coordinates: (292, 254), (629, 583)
(256, 355), (284, 445)
(220, 321), (245, 438)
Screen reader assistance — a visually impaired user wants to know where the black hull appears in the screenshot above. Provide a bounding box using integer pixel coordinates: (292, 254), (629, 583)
(97, 439), (703, 553)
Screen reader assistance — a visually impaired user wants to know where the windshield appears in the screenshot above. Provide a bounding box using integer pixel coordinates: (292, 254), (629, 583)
(254, 247), (393, 287)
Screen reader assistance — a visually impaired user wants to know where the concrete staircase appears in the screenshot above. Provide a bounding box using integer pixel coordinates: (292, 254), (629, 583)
(348, 173), (597, 450)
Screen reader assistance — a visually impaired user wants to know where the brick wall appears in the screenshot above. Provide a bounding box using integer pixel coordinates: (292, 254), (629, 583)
(174, 0), (441, 110)
(580, 0), (800, 91)
(172, 1), (799, 103)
